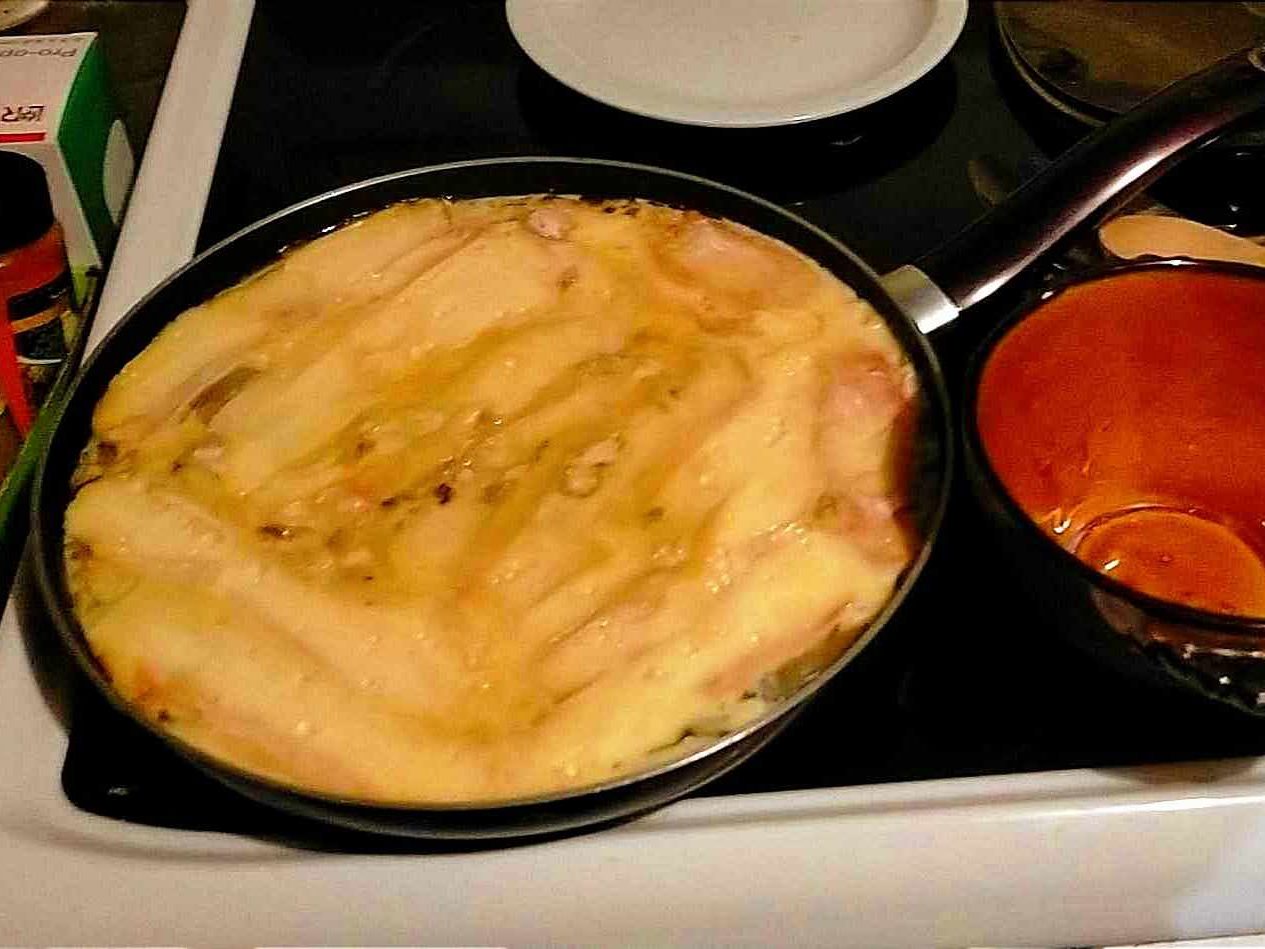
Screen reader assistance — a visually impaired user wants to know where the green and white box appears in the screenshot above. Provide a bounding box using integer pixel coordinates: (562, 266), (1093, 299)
(0, 32), (133, 597)
(0, 31), (134, 301)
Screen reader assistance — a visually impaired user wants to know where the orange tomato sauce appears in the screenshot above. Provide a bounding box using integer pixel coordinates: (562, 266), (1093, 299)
(976, 267), (1265, 617)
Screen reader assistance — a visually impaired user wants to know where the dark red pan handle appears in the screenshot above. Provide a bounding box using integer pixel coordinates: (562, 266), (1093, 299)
(883, 43), (1265, 334)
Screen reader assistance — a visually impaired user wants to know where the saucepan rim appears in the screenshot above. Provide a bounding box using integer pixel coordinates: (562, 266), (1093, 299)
(962, 255), (1265, 635)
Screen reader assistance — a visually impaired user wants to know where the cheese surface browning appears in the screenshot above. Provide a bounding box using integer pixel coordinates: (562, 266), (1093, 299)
(66, 197), (920, 802)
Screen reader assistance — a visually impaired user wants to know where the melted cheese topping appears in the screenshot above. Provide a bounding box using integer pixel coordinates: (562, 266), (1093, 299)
(65, 197), (920, 803)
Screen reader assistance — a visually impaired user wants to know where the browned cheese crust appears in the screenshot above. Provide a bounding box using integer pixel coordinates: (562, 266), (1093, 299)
(65, 197), (919, 803)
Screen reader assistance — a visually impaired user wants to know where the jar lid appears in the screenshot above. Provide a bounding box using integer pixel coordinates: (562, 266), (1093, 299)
(0, 151), (55, 255)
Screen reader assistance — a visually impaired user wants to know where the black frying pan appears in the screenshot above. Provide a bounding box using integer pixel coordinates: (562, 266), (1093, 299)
(30, 44), (1265, 839)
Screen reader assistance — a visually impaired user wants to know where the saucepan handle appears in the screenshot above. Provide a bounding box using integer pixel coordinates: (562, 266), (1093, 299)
(882, 43), (1265, 335)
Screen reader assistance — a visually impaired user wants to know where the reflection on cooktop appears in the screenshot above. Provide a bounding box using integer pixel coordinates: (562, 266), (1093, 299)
(58, 0), (1265, 840)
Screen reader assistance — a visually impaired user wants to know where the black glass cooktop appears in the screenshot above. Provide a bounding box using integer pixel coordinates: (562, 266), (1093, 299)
(58, 2), (1265, 843)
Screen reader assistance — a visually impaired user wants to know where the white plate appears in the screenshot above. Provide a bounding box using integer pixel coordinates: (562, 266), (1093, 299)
(506, 0), (968, 128)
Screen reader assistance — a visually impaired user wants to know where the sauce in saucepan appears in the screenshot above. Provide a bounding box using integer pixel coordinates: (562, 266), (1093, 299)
(976, 267), (1265, 617)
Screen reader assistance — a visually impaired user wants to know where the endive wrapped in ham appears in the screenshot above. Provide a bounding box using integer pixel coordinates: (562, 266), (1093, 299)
(66, 196), (921, 803)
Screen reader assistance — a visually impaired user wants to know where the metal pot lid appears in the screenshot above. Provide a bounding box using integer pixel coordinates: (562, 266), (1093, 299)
(995, 1), (1265, 143)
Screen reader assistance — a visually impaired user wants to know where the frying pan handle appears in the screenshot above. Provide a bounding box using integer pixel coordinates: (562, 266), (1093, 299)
(882, 43), (1265, 334)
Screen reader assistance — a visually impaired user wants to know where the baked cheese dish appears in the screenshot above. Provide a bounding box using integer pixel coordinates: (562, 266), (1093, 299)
(65, 197), (919, 802)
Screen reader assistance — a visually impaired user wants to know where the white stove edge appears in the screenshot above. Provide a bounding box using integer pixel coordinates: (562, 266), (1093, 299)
(7, 2), (1265, 944)
(87, 0), (254, 351)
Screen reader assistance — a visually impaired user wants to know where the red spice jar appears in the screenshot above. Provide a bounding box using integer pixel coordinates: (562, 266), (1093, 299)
(0, 151), (76, 450)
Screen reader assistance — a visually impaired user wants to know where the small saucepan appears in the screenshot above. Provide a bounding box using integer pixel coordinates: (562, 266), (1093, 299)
(965, 258), (1265, 715)
(29, 44), (1265, 838)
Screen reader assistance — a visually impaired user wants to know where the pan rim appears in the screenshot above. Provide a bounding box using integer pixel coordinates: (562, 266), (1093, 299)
(31, 155), (953, 823)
